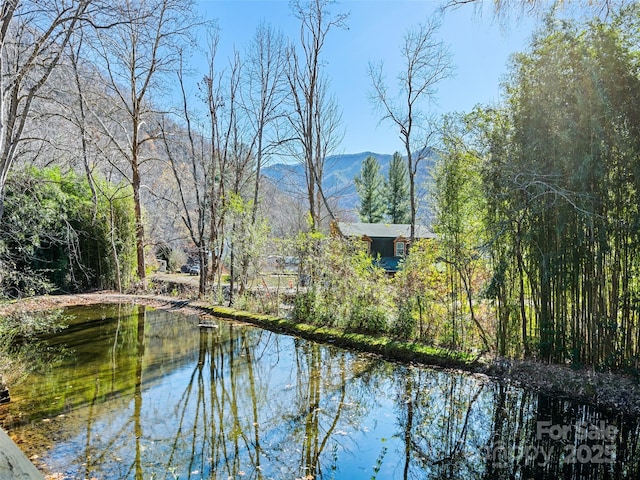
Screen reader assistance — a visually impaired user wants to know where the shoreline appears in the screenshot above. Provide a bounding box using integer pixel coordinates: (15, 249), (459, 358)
(1, 291), (640, 419)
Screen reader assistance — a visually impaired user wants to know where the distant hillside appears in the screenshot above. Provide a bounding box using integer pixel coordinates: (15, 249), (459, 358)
(261, 151), (435, 221)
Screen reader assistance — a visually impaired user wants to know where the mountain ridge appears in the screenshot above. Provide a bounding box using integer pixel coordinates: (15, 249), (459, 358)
(261, 150), (434, 221)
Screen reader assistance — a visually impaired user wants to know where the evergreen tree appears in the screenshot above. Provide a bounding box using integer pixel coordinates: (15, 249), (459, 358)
(355, 155), (385, 223)
(385, 152), (410, 223)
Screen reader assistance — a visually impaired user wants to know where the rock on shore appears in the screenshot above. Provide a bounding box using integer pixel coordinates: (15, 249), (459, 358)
(0, 427), (43, 479)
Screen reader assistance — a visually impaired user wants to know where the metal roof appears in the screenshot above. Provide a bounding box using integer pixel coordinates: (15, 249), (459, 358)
(336, 222), (436, 239)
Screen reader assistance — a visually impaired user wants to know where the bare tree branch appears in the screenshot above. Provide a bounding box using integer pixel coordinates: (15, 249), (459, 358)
(369, 16), (453, 240)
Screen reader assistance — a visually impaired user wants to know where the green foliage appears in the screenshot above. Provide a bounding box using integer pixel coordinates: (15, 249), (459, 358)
(205, 304), (475, 366)
(371, 444), (388, 480)
(226, 192), (271, 289)
(292, 290), (317, 322)
(472, 9), (640, 366)
(392, 300), (416, 339)
(292, 234), (391, 332)
(346, 298), (388, 334)
(434, 113), (491, 351)
(288, 230), (490, 351)
(0, 167), (136, 298)
(294, 224), (325, 288)
(385, 152), (410, 223)
(355, 155), (386, 223)
(393, 239), (449, 344)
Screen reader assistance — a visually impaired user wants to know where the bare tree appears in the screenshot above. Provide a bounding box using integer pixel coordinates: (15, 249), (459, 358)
(160, 25), (253, 299)
(369, 17), (453, 240)
(286, 0), (347, 232)
(0, 0), (93, 220)
(67, 31), (102, 218)
(220, 51), (255, 300)
(67, 33), (136, 292)
(244, 22), (288, 224)
(202, 31), (228, 291)
(89, 0), (197, 285)
(159, 51), (212, 297)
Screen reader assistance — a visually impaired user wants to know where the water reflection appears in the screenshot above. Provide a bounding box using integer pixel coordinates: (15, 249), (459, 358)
(0, 304), (639, 479)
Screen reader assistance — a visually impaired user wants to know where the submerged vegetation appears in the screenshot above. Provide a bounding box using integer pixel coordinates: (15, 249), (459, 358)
(7, 304), (640, 479)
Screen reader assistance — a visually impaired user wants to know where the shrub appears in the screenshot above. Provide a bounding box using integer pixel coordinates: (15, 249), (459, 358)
(393, 301), (416, 339)
(347, 299), (388, 334)
(291, 234), (391, 331)
(292, 290), (317, 323)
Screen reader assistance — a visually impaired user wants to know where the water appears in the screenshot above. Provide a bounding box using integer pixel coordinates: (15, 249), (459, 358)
(1, 304), (639, 479)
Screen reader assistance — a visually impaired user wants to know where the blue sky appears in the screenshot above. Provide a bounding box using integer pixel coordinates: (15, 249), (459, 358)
(196, 0), (538, 155)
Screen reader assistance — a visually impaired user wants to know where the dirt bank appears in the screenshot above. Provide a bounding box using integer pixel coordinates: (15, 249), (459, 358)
(0, 291), (201, 317)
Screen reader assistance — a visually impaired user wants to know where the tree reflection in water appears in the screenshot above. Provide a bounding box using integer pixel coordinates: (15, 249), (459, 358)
(1, 304), (639, 479)
(393, 366), (640, 480)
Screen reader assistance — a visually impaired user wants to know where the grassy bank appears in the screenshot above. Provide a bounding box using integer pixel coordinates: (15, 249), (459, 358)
(200, 304), (476, 368)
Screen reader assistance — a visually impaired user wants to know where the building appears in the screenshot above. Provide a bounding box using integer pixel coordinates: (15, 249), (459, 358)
(333, 222), (436, 273)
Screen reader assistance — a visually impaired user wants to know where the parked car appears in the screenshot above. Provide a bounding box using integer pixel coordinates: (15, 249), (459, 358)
(188, 264), (200, 276)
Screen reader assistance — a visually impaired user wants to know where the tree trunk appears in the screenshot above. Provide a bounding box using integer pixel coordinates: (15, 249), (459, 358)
(131, 147), (146, 284)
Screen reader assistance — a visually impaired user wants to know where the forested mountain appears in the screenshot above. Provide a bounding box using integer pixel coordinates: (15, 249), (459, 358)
(262, 150), (435, 221)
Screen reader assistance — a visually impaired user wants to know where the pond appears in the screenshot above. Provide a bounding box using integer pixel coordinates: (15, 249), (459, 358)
(1, 304), (639, 479)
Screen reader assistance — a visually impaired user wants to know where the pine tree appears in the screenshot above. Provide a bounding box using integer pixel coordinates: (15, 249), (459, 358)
(355, 155), (385, 223)
(385, 152), (410, 223)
